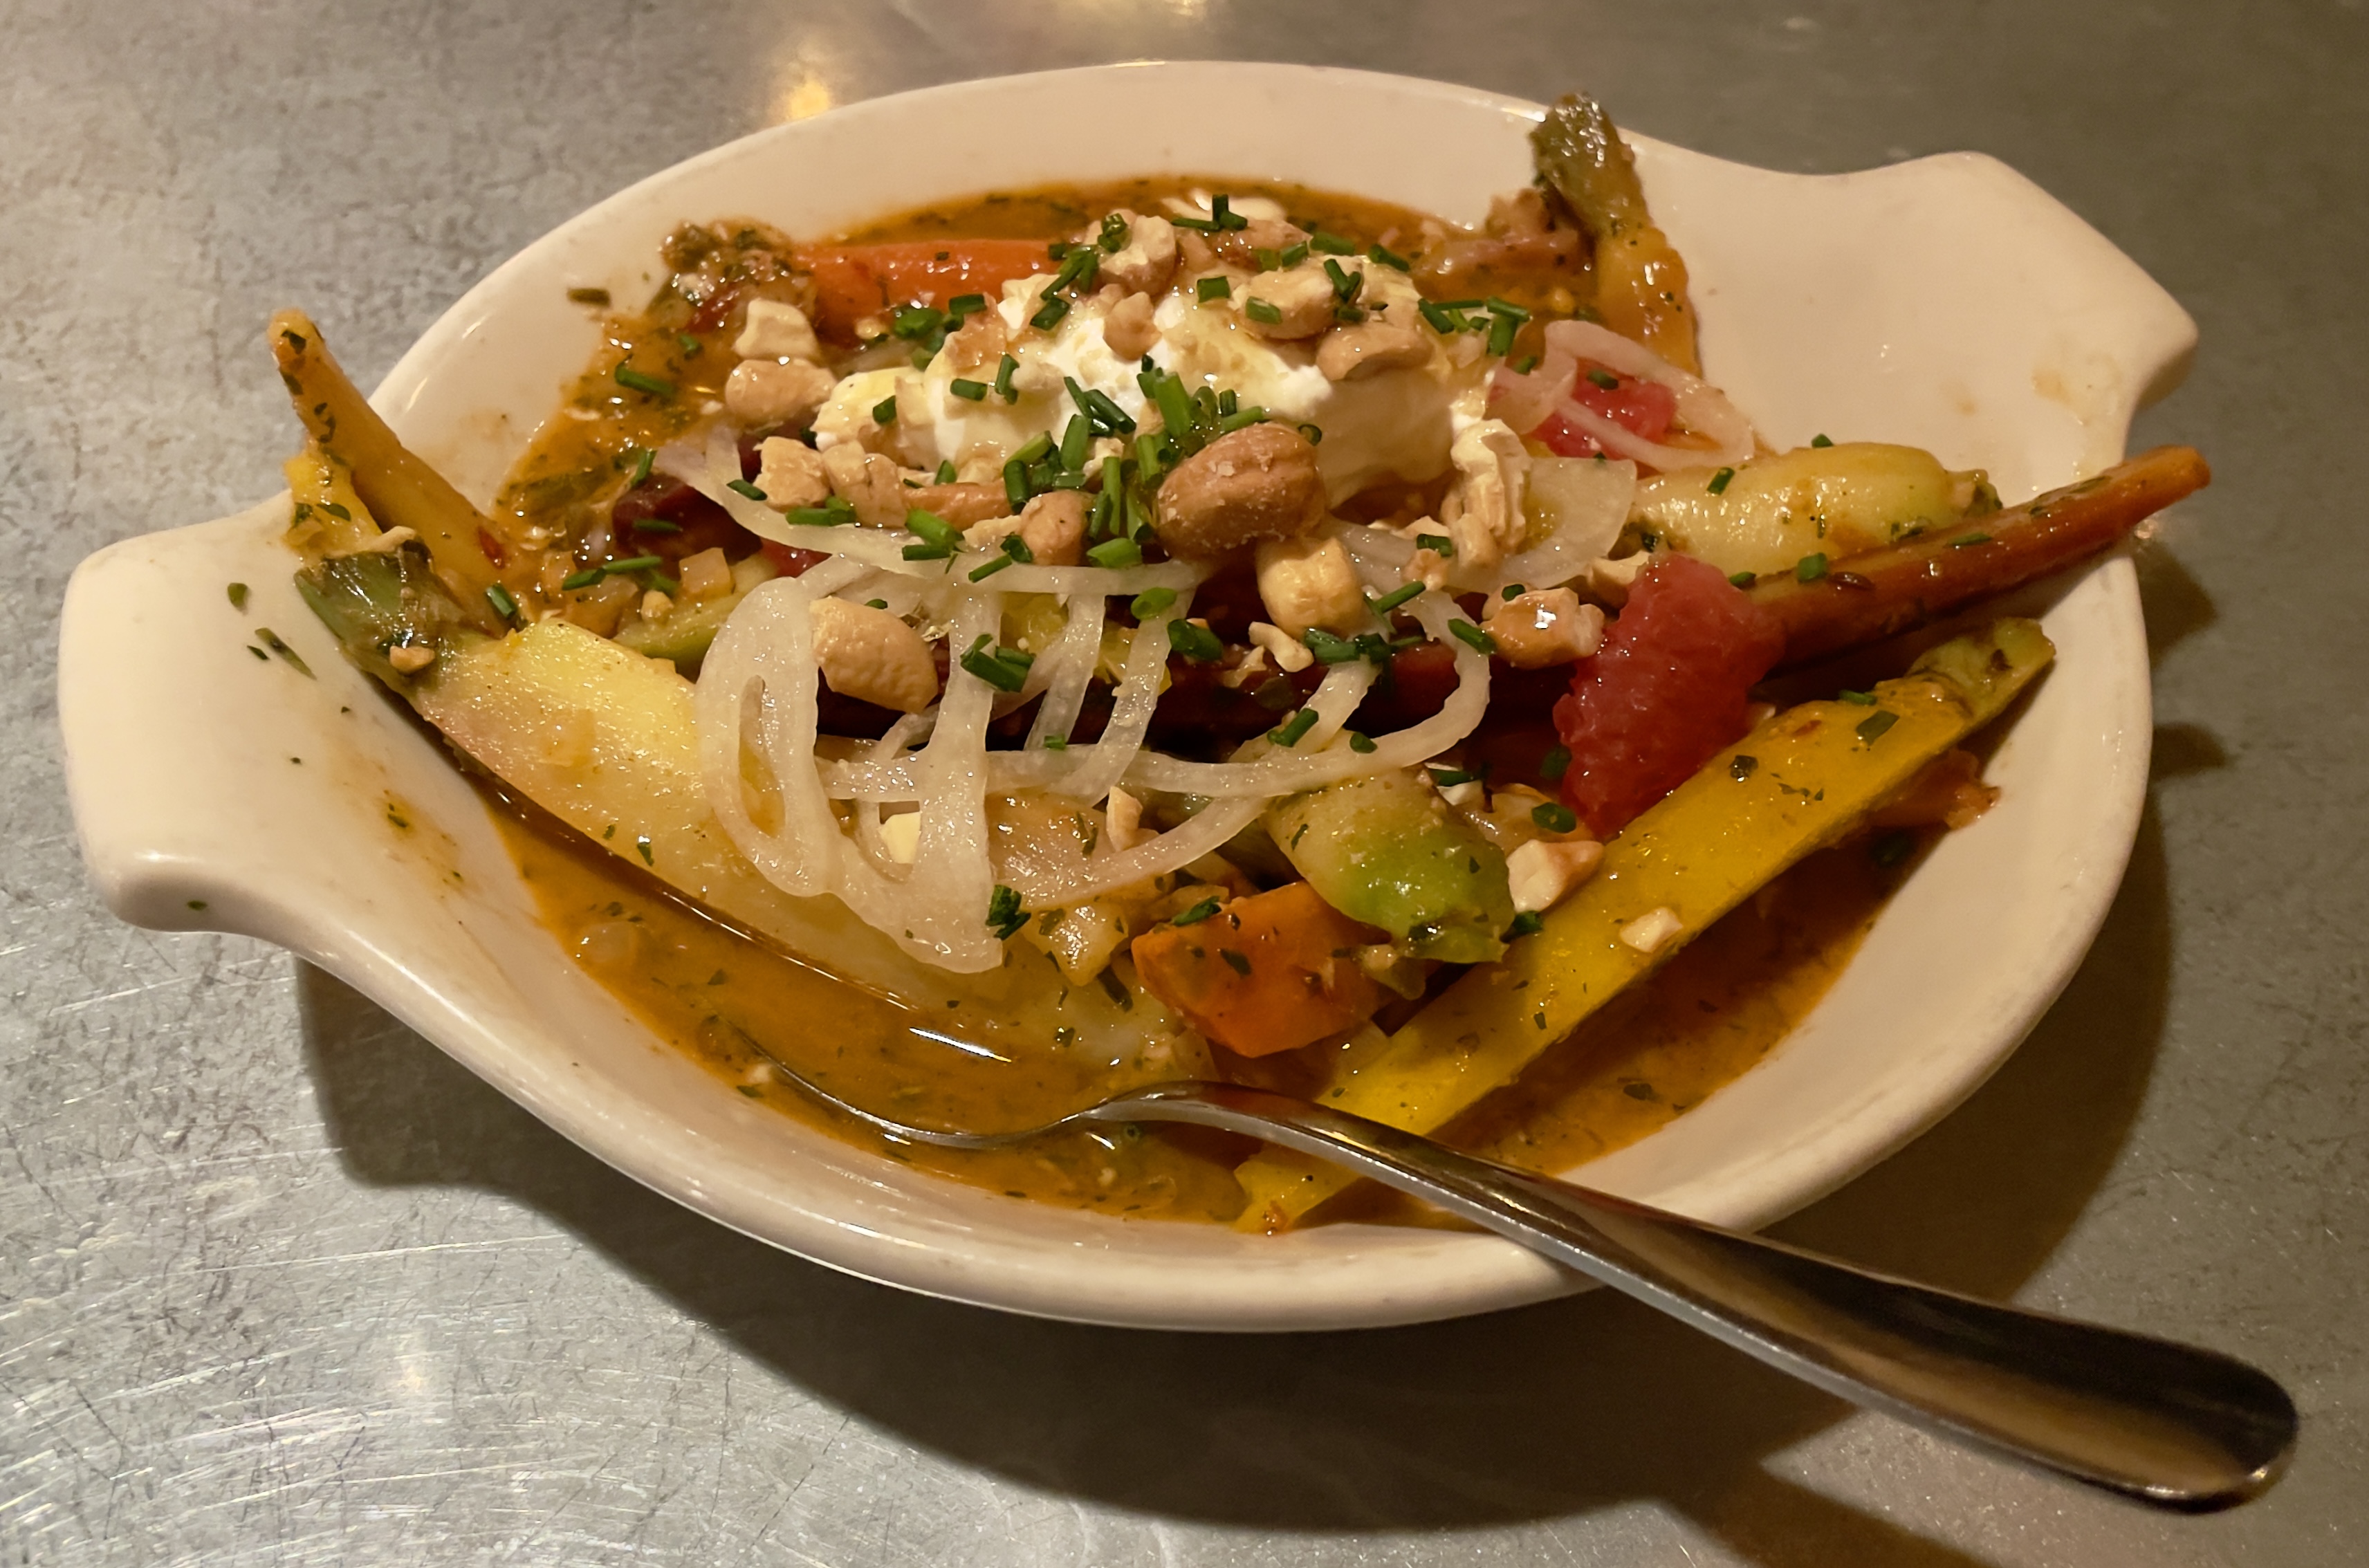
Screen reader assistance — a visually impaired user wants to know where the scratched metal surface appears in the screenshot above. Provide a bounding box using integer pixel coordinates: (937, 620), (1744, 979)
(6, 1), (2364, 1562)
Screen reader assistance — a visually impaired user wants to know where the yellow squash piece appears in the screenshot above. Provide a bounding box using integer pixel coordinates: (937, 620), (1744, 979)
(1232, 618), (2055, 1230)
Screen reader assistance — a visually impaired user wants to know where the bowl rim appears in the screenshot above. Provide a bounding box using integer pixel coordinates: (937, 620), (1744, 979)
(60, 61), (2192, 1331)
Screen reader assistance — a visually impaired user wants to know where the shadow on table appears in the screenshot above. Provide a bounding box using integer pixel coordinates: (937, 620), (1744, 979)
(297, 785), (2188, 1568)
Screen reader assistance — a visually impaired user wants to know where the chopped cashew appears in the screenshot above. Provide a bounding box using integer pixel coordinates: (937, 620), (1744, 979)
(1152, 423), (1326, 559)
(820, 444), (910, 528)
(755, 436), (830, 510)
(1253, 534), (1365, 637)
(1016, 489), (1088, 565)
(878, 810), (921, 865)
(1246, 620), (1313, 673)
(678, 548), (734, 602)
(1099, 212), (1179, 295)
(1443, 418), (1531, 571)
(1506, 838), (1605, 914)
(1106, 786), (1147, 851)
(1619, 905), (1685, 954)
(724, 358), (834, 428)
(941, 309), (1008, 372)
(733, 299), (822, 363)
(1237, 264), (1338, 340)
(808, 598), (939, 712)
(387, 643), (436, 674)
(1486, 587), (1606, 667)
(1101, 290), (1160, 361)
(907, 481), (1010, 528)
(1585, 550), (1657, 606)
(640, 589), (675, 622)
(1316, 320), (1430, 382)
(1400, 526), (1452, 591)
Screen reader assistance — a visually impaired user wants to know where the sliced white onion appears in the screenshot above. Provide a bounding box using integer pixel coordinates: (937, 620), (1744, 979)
(1540, 319), (1755, 466)
(694, 577), (842, 900)
(1464, 456), (1637, 593)
(1034, 596), (1187, 804)
(999, 794), (1267, 910)
(1026, 593), (1108, 747)
(1487, 355), (1578, 435)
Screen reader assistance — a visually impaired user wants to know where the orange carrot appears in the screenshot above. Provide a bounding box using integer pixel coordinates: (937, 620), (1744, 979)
(795, 240), (1052, 340)
(1130, 883), (1386, 1058)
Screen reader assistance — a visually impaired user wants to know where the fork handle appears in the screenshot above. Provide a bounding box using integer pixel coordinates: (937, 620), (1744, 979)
(1100, 1081), (2295, 1511)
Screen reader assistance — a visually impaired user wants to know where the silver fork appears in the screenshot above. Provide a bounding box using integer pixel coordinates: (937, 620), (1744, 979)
(757, 1058), (2296, 1511)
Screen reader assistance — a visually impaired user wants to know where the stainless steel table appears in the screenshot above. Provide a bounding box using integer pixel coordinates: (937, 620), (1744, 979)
(6, 3), (2361, 1562)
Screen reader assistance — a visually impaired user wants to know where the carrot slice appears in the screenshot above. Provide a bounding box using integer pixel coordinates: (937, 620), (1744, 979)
(795, 240), (1053, 340)
(1130, 883), (1386, 1058)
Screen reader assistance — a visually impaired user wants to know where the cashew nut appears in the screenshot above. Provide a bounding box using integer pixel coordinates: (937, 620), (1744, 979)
(1016, 489), (1088, 565)
(809, 598), (939, 713)
(1442, 417), (1531, 569)
(1253, 533), (1365, 637)
(1152, 423), (1326, 559)
(724, 358), (835, 429)
(1101, 290), (1159, 362)
(1506, 838), (1605, 914)
(755, 436), (830, 510)
(820, 444), (909, 528)
(732, 299), (822, 364)
(1485, 587), (1606, 668)
(1317, 320), (1430, 382)
(1099, 212), (1179, 295)
(677, 547), (735, 602)
(907, 481), (1011, 528)
(1238, 264), (1338, 341)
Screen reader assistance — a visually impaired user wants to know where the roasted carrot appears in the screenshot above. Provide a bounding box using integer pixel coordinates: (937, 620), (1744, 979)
(1749, 444), (2209, 669)
(796, 240), (1053, 340)
(1130, 883), (1387, 1058)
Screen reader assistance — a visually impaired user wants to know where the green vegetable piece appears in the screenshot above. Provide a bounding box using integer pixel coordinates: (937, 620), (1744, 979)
(1264, 768), (1515, 964)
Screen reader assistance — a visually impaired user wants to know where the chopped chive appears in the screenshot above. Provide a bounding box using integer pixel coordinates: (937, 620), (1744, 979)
(1367, 242), (1411, 271)
(1418, 300), (1466, 335)
(987, 884), (1026, 939)
(1486, 314), (1518, 357)
(1012, 432), (1054, 465)
(1001, 533), (1035, 563)
(1811, 433), (1834, 448)
(1244, 297), (1282, 325)
(1269, 708), (1319, 748)
(1838, 688), (1877, 705)
(1531, 801), (1578, 834)
(1511, 355), (1539, 374)
(995, 353), (1019, 402)
(1217, 405), (1269, 433)
(1209, 194), (1246, 230)
(1171, 897), (1222, 926)
(630, 517), (681, 535)
(1131, 586), (1177, 618)
(936, 459), (958, 483)
(1042, 735), (1067, 750)
(614, 365), (674, 398)
(1585, 368), (1621, 390)
(485, 583), (520, 622)
(1297, 422), (1323, 445)
(1002, 461), (1029, 511)
(1302, 627), (1361, 664)
(905, 509), (961, 548)
(1309, 230), (1356, 255)
(726, 478), (767, 501)
(866, 599), (888, 609)
(1502, 582), (1527, 600)
(891, 305), (944, 340)
(1060, 414), (1091, 472)
(1221, 948), (1253, 977)
(1506, 911), (1545, 939)
(1731, 755), (1759, 780)
(949, 378), (989, 401)
(1428, 768), (1478, 788)
(1087, 537), (1142, 569)
(969, 553), (1015, 582)
(1369, 582), (1423, 616)
(1484, 296), (1531, 321)
(1217, 388), (1238, 417)
(1539, 744), (1571, 781)
(1706, 466), (1736, 495)
(1728, 570), (1758, 588)
(1856, 710), (1899, 743)
(1347, 731), (1376, 753)
(946, 292), (987, 320)
(872, 394), (898, 425)
(605, 555), (662, 573)
(1414, 533), (1453, 556)
(959, 634), (1032, 692)
(901, 542), (952, 561)
(560, 566), (602, 590)
(628, 446), (654, 485)
(1168, 619), (1224, 661)
(1323, 257), (1362, 302)
(676, 331), (702, 358)
(1795, 552), (1829, 583)
(1951, 532), (1994, 547)
(1098, 211), (1130, 252)
(1031, 293), (1071, 331)
(226, 582), (249, 609)
(787, 497), (855, 526)
(255, 628), (312, 676)
(1254, 246), (1281, 273)
(1197, 275), (1231, 303)
(1448, 619), (1497, 654)
(1279, 241), (1309, 269)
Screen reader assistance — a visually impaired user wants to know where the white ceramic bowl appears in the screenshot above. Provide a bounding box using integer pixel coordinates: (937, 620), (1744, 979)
(58, 63), (2194, 1331)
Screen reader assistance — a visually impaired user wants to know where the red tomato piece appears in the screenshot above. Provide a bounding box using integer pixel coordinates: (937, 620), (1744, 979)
(1553, 553), (1785, 838)
(1533, 361), (1680, 457)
